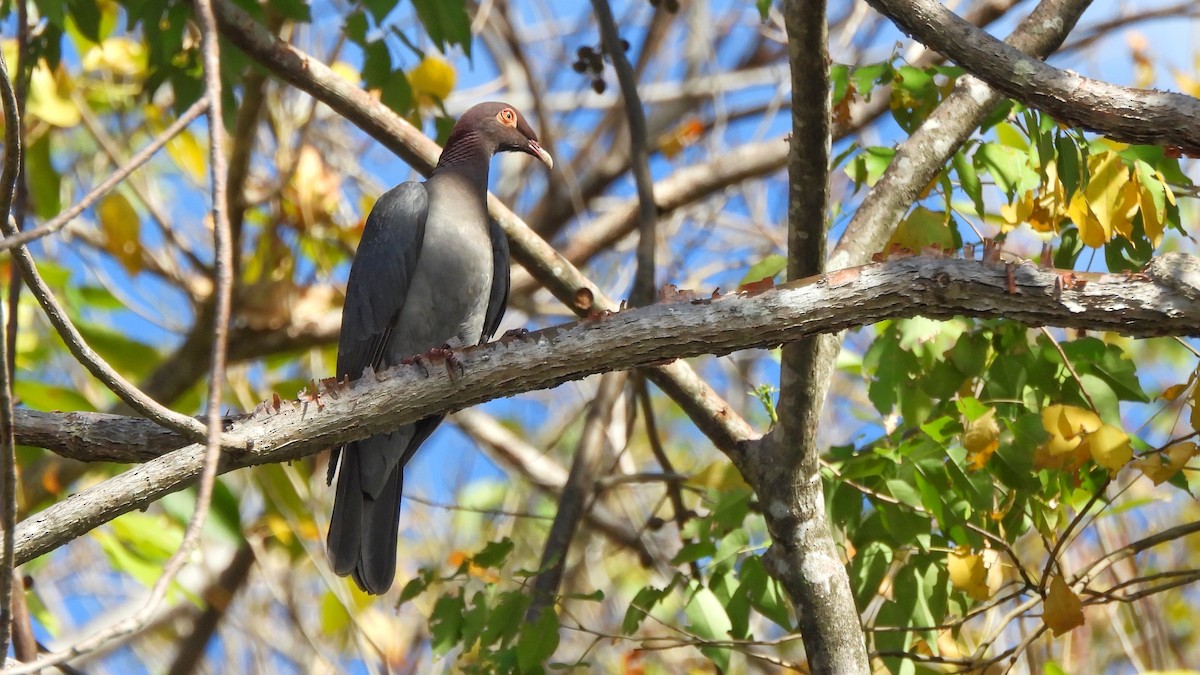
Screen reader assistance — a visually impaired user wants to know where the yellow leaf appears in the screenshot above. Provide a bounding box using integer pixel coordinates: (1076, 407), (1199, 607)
(1067, 191), (1105, 248)
(1110, 179), (1139, 241)
(1173, 68), (1200, 98)
(1000, 191), (1034, 230)
(948, 548), (990, 601)
(1041, 404), (1100, 456)
(1191, 386), (1200, 433)
(1161, 383), (1189, 401)
(81, 37), (147, 77)
(963, 407), (999, 470)
(166, 129), (207, 184)
(687, 461), (749, 492)
(96, 192), (141, 274)
(1083, 423), (1131, 474)
(330, 61), (360, 84)
(27, 60), (80, 127)
(1135, 166), (1167, 247)
(1082, 152), (1131, 245)
(1133, 441), (1197, 485)
(1043, 575), (1084, 636)
(887, 207), (956, 252)
(408, 55), (456, 105)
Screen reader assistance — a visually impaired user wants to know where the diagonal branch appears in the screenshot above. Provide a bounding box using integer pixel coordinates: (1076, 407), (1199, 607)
(10, 253), (1200, 567)
(527, 372), (626, 621)
(210, 0), (756, 461)
(831, 0), (1093, 270)
(590, 0), (657, 306)
(863, 0), (1200, 152)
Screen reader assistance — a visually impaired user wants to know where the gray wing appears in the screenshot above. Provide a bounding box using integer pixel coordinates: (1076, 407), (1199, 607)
(327, 182), (428, 480)
(481, 218), (510, 342)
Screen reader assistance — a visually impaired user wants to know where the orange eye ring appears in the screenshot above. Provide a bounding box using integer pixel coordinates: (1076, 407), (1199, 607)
(497, 108), (517, 126)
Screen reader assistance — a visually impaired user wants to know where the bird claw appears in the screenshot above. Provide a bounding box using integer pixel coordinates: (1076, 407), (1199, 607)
(402, 345), (464, 380)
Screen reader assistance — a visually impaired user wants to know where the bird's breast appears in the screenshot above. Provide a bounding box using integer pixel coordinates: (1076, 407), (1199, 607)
(391, 187), (494, 355)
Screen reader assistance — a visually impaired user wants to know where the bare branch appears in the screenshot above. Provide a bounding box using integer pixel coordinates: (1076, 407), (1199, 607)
(590, 0), (657, 306)
(0, 42), (23, 663)
(528, 372), (626, 621)
(11, 253), (1200, 567)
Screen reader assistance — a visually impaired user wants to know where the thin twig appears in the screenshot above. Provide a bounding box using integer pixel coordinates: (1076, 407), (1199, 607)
(634, 376), (699, 579)
(527, 372), (627, 622)
(2, 0), (237, 670)
(590, 0), (657, 306)
(0, 44), (23, 664)
(0, 95), (211, 254)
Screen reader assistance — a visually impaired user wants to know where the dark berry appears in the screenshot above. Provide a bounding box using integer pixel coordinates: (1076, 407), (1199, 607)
(621, 39), (630, 51)
(664, 0), (679, 11)
(592, 78), (607, 94)
(572, 60), (587, 73)
(577, 45), (595, 59)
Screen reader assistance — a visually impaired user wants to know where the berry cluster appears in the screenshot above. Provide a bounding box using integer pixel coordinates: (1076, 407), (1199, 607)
(571, 40), (631, 94)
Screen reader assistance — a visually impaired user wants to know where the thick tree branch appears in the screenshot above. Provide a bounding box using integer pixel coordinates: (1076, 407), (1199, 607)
(770, 0), (869, 671)
(210, 0), (754, 463)
(10, 253), (1200, 566)
(863, 0), (1200, 152)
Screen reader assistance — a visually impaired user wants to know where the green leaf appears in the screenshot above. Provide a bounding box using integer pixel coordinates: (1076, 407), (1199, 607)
(473, 537), (514, 568)
(516, 608), (560, 673)
(952, 148), (984, 217)
(26, 134), (61, 219)
(13, 381), (96, 412)
(268, 0), (311, 21)
(481, 590), (528, 647)
(741, 254), (786, 284)
(684, 581), (733, 671)
(461, 591), (489, 651)
(851, 62), (894, 100)
(850, 541), (893, 608)
(398, 573), (428, 604)
(361, 39), (392, 89)
(885, 478), (924, 510)
(430, 592), (466, 656)
(621, 585), (666, 635)
(411, 0), (473, 56)
(756, 0), (772, 21)
(974, 142), (1039, 199)
(672, 540), (716, 566)
(1055, 133), (1082, 202)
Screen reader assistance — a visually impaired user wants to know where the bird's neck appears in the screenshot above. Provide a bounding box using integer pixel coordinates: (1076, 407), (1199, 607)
(434, 131), (492, 196)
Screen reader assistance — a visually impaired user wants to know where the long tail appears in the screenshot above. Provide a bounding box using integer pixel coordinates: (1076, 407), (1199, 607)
(326, 418), (442, 595)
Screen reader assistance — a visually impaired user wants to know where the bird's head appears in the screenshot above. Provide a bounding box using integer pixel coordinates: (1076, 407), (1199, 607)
(451, 102), (553, 169)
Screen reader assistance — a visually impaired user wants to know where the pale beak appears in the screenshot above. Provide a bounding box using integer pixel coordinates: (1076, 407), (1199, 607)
(527, 140), (553, 169)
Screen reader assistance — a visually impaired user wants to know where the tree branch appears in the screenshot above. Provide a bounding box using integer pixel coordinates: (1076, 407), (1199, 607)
(863, 0), (1200, 152)
(0, 42), (23, 663)
(10, 253), (1200, 566)
(590, 0), (657, 306)
(831, 0), (1092, 271)
(210, 0), (755, 463)
(527, 372), (626, 621)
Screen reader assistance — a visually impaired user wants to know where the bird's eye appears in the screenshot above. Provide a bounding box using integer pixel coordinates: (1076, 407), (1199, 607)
(498, 108), (517, 126)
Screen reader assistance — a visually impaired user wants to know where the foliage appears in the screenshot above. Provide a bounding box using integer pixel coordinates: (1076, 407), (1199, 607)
(1, 0), (1199, 673)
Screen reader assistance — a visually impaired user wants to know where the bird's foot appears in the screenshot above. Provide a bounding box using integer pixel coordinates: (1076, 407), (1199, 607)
(402, 345), (464, 380)
(500, 327), (530, 341)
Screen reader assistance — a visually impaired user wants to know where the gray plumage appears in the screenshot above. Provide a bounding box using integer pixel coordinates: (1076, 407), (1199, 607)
(327, 103), (551, 594)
